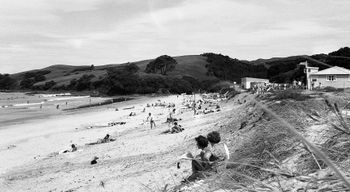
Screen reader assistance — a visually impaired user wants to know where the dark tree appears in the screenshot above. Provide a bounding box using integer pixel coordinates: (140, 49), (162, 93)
(20, 78), (36, 89)
(329, 47), (350, 57)
(43, 80), (56, 90)
(34, 75), (46, 82)
(0, 74), (17, 90)
(145, 55), (177, 75)
(201, 53), (267, 82)
(76, 74), (95, 91)
(125, 63), (139, 73)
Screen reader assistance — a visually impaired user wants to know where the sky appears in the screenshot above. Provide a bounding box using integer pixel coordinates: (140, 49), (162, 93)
(0, 0), (350, 74)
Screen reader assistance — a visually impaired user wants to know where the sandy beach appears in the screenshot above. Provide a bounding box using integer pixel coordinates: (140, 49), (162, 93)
(0, 92), (234, 191)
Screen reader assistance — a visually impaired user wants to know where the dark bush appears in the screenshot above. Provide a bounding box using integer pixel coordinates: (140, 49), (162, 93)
(20, 78), (36, 89)
(76, 74), (95, 91)
(321, 86), (344, 92)
(23, 70), (51, 79)
(43, 80), (56, 90)
(34, 75), (46, 82)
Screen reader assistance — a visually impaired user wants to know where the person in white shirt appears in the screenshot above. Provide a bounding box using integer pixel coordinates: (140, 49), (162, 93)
(147, 113), (156, 129)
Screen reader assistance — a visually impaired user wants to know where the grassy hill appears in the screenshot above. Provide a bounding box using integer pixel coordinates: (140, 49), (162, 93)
(2, 47), (349, 94)
(10, 55), (216, 88)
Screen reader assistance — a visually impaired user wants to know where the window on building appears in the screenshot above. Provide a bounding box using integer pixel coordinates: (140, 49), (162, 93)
(327, 75), (336, 81)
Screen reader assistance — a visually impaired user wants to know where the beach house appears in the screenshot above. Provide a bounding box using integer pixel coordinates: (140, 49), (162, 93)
(309, 66), (350, 89)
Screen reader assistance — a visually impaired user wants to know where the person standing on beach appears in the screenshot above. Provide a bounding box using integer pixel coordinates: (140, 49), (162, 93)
(147, 113), (156, 129)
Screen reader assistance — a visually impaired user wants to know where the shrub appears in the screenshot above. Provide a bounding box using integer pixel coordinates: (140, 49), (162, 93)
(76, 74), (95, 91)
(20, 78), (36, 89)
(43, 80), (56, 90)
(322, 86), (338, 92)
(272, 89), (311, 101)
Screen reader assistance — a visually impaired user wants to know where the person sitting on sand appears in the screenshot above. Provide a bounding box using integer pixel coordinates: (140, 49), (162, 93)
(62, 144), (78, 153)
(166, 109), (177, 123)
(203, 108), (210, 114)
(71, 144), (78, 152)
(91, 156), (99, 165)
(102, 134), (110, 143)
(185, 135), (213, 182)
(86, 134), (116, 145)
(207, 131), (229, 172)
(216, 104), (221, 112)
(171, 122), (184, 133)
(146, 113), (156, 129)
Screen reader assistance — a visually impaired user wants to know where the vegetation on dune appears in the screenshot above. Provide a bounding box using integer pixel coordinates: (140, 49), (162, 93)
(175, 95), (350, 192)
(267, 89), (311, 101)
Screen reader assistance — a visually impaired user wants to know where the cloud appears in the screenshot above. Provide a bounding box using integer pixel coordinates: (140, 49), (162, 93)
(0, 0), (349, 73)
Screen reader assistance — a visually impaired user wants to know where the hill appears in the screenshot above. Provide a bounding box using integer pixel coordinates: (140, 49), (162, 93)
(5, 54), (262, 95)
(1, 47), (350, 94)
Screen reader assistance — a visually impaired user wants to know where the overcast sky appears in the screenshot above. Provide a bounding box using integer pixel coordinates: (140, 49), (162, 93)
(1, 0), (349, 73)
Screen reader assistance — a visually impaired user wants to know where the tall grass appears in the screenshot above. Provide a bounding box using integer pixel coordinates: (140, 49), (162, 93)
(269, 89), (311, 101)
(253, 98), (350, 189)
(164, 96), (350, 192)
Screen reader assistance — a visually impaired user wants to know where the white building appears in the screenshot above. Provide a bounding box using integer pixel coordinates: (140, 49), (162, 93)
(241, 77), (269, 89)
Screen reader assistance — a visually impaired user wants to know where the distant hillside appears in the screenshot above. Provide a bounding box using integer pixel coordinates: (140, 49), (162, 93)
(1, 47), (349, 94)
(249, 47), (350, 83)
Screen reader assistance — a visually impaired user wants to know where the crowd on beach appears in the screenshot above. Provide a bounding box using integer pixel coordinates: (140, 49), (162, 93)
(250, 80), (306, 95)
(42, 93), (228, 184)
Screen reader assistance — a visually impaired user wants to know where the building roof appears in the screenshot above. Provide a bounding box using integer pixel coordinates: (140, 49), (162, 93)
(311, 66), (350, 75)
(241, 77), (269, 81)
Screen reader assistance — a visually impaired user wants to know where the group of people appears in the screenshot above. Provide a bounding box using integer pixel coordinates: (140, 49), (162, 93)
(182, 131), (229, 182)
(146, 101), (176, 108)
(251, 81), (307, 95)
